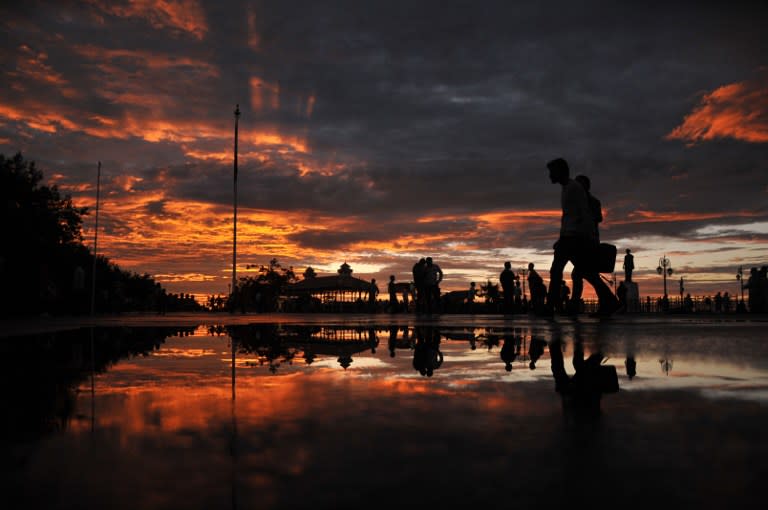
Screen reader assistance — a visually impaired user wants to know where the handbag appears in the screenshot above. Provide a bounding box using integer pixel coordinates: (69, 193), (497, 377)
(598, 243), (617, 274)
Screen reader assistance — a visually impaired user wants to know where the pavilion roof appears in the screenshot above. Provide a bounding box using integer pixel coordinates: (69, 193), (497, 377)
(285, 274), (372, 293)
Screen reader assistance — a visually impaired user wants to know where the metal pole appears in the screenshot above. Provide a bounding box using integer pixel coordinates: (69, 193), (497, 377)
(90, 161), (101, 316)
(231, 105), (240, 308)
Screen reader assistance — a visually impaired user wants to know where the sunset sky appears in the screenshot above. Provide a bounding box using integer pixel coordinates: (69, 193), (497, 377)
(2, 0), (766, 301)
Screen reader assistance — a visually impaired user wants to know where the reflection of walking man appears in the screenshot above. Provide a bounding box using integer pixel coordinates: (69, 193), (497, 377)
(623, 249), (634, 282)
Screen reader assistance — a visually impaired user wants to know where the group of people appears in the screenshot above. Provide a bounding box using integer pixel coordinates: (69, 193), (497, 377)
(488, 158), (621, 317)
(411, 256), (444, 314)
(742, 266), (768, 313)
(373, 158), (627, 317)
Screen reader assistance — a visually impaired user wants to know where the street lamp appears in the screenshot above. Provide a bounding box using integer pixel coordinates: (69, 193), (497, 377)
(679, 276), (684, 303)
(736, 266), (745, 306)
(657, 255), (673, 311)
(231, 104), (240, 311)
(656, 255), (673, 297)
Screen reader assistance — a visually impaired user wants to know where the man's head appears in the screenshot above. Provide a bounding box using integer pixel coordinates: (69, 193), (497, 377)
(504, 261), (511, 269)
(626, 249), (631, 254)
(426, 257), (433, 265)
(528, 262), (534, 270)
(547, 158), (569, 184)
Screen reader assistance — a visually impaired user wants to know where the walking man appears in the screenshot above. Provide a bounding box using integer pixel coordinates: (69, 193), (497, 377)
(545, 158), (618, 317)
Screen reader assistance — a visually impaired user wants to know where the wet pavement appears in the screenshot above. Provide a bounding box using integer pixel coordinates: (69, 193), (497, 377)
(3, 313), (767, 509)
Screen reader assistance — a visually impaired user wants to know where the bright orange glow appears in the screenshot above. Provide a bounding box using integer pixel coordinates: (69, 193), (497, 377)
(250, 77), (281, 112)
(89, 0), (209, 40)
(614, 209), (762, 224)
(667, 74), (768, 144)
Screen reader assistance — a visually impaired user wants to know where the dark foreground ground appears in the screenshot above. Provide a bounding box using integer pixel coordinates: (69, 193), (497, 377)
(2, 313), (767, 509)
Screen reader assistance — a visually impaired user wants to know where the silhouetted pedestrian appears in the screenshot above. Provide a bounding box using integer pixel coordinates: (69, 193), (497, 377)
(388, 274), (398, 313)
(545, 158), (618, 317)
(570, 174), (602, 313)
(423, 257), (443, 314)
(527, 262), (546, 314)
(412, 258), (427, 313)
(368, 278), (379, 312)
(500, 261), (517, 314)
(623, 249), (634, 282)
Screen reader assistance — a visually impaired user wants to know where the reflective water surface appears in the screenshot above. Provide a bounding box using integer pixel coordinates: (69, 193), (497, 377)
(5, 318), (767, 509)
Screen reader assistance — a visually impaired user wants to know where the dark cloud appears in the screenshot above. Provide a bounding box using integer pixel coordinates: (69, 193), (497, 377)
(1, 0), (766, 295)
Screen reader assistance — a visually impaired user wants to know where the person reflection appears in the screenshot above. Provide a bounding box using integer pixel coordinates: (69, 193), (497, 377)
(625, 356), (637, 380)
(528, 334), (546, 370)
(413, 326), (443, 377)
(368, 328), (379, 354)
(388, 325), (398, 358)
(500, 333), (520, 372)
(549, 327), (616, 418)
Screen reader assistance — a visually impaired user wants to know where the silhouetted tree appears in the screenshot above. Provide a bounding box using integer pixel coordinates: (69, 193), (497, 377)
(230, 258), (297, 312)
(1, 152), (190, 316)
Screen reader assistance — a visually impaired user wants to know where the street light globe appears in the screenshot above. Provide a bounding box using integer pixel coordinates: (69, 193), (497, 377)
(657, 266), (663, 274)
(667, 267), (673, 276)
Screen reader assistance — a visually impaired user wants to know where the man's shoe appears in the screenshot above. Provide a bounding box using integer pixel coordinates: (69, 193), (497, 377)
(589, 299), (620, 318)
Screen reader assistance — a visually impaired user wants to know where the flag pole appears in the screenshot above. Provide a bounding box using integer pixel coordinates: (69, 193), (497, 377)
(231, 105), (240, 311)
(90, 161), (101, 316)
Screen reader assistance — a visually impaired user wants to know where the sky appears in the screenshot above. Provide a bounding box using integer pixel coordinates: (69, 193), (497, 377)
(1, 0), (766, 301)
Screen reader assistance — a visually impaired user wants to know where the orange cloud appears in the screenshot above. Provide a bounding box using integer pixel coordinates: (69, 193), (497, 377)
(616, 210), (762, 224)
(89, 0), (208, 40)
(667, 72), (768, 144)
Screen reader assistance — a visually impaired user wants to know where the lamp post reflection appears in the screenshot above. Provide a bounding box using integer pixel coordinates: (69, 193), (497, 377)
(518, 267), (528, 301)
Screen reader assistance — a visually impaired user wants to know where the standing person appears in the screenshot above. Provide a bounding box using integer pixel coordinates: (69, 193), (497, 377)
(569, 174), (602, 314)
(513, 279), (522, 311)
(388, 274), (398, 313)
(527, 262), (546, 314)
(466, 281), (477, 312)
(545, 158), (619, 317)
(623, 249), (635, 283)
(412, 258), (427, 313)
(423, 257), (443, 314)
(368, 278), (379, 312)
(499, 261), (517, 314)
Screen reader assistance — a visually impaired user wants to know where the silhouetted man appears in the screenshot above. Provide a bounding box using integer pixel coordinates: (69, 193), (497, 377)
(546, 158), (618, 317)
(368, 278), (379, 312)
(388, 274), (397, 312)
(623, 249), (634, 282)
(412, 258), (426, 313)
(527, 262), (546, 314)
(569, 174), (602, 313)
(499, 261), (517, 314)
(423, 257), (443, 314)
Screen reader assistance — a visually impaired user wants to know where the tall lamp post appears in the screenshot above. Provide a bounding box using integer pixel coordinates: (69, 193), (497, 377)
(90, 161), (101, 316)
(231, 104), (240, 311)
(657, 255), (673, 310)
(736, 266), (744, 304)
(679, 276), (684, 303)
